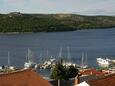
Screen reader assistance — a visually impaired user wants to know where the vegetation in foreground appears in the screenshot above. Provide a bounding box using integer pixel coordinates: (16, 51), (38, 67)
(0, 12), (115, 32)
(50, 62), (79, 81)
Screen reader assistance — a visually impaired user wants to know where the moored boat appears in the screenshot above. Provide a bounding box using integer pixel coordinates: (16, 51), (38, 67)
(97, 57), (110, 67)
(24, 48), (38, 69)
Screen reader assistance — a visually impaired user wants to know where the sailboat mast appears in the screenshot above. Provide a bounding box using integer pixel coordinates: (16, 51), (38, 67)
(59, 47), (63, 63)
(8, 51), (10, 66)
(27, 48), (33, 62)
(46, 50), (49, 60)
(85, 53), (87, 66)
(59, 47), (62, 58)
(81, 53), (84, 66)
(27, 48), (30, 62)
(39, 51), (43, 63)
(67, 46), (71, 62)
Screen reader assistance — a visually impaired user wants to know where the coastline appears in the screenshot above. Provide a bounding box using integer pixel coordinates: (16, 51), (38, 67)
(0, 32), (33, 35)
(0, 27), (114, 35)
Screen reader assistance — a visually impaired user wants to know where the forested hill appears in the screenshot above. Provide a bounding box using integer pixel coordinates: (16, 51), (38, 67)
(0, 12), (115, 32)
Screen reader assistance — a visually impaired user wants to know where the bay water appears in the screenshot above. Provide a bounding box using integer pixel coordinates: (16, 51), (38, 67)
(0, 28), (115, 76)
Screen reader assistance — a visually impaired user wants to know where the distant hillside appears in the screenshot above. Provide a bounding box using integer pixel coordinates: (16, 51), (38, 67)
(0, 12), (115, 32)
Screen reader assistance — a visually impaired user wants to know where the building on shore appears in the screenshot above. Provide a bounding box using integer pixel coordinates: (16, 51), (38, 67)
(80, 68), (105, 76)
(87, 73), (115, 86)
(74, 71), (115, 86)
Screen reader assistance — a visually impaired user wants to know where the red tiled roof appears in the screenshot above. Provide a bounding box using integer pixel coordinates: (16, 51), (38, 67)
(88, 73), (115, 86)
(0, 69), (52, 86)
(80, 69), (104, 76)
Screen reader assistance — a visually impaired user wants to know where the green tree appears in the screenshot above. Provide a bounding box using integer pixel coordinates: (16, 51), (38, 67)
(50, 63), (79, 81)
(67, 65), (79, 78)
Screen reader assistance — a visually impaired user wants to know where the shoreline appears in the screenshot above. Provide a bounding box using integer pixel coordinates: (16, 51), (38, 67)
(0, 27), (114, 35)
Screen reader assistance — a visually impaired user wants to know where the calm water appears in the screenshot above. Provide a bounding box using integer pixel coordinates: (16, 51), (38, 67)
(0, 28), (115, 68)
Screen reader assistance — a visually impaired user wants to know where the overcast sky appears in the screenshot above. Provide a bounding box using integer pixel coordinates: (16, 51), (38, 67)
(0, 0), (115, 15)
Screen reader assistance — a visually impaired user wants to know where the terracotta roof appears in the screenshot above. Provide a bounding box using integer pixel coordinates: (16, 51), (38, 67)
(0, 69), (52, 86)
(80, 69), (104, 76)
(88, 73), (115, 86)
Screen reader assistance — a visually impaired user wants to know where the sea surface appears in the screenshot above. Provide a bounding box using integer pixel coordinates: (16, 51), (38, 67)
(0, 28), (115, 76)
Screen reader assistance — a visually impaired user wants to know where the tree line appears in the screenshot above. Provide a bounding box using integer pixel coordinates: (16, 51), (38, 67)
(0, 13), (115, 32)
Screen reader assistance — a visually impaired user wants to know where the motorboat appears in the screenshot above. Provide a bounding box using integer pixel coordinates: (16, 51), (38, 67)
(97, 57), (110, 67)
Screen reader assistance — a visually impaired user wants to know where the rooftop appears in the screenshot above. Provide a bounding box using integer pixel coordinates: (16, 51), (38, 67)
(0, 69), (52, 86)
(80, 69), (105, 76)
(88, 73), (115, 86)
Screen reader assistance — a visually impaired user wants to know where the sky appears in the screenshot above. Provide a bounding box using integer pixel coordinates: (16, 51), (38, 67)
(0, 0), (115, 15)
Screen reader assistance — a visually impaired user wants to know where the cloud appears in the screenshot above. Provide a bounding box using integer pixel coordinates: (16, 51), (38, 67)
(0, 0), (115, 15)
(4, 0), (24, 3)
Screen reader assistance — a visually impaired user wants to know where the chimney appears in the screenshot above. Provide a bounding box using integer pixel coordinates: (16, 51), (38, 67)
(74, 75), (79, 86)
(90, 71), (93, 75)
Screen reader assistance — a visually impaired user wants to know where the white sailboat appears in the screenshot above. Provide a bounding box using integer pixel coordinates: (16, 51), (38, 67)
(62, 46), (76, 67)
(63, 46), (71, 66)
(24, 48), (38, 69)
(40, 49), (56, 69)
(80, 52), (88, 69)
(40, 56), (56, 69)
(7, 51), (15, 70)
(84, 53), (88, 68)
(0, 52), (15, 72)
(58, 47), (63, 63)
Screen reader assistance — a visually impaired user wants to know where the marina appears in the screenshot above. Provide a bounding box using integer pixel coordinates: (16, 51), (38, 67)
(0, 28), (115, 77)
